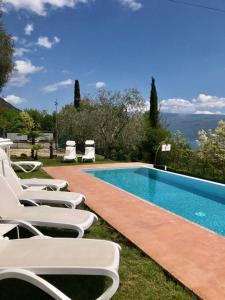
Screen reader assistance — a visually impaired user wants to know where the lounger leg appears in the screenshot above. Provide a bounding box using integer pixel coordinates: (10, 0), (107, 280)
(0, 269), (71, 300)
(12, 163), (40, 173)
(14, 164), (29, 173)
(96, 271), (120, 300)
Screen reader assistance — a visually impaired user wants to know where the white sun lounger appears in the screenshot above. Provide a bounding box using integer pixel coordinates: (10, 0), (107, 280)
(0, 138), (68, 190)
(0, 149), (85, 208)
(0, 235), (120, 300)
(0, 138), (43, 173)
(82, 140), (96, 162)
(20, 178), (68, 191)
(63, 140), (77, 161)
(0, 174), (97, 238)
(11, 160), (43, 173)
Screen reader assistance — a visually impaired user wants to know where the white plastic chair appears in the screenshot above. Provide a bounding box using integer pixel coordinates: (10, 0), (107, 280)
(63, 140), (77, 161)
(82, 140), (95, 162)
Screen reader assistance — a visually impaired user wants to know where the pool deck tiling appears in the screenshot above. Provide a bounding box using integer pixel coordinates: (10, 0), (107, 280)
(45, 162), (225, 300)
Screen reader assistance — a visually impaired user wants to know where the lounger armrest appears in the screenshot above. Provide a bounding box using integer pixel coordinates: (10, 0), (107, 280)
(0, 219), (44, 237)
(21, 184), (29, 189)
(20, 199), (39, 206)
(21, 185), (47, 191)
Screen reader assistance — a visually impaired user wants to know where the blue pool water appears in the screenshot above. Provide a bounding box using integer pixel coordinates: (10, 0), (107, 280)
(86, 167), (225, 236)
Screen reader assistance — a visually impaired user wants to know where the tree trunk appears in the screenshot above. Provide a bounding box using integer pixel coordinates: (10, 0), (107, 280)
(34, 151), (38, 160)
(31, 137), (35, 159)
(49, 144), (53, 159)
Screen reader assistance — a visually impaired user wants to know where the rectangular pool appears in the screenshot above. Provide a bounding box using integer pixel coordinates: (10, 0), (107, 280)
(86, 167), (225, 236)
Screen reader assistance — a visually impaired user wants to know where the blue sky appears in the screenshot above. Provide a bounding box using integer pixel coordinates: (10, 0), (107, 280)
(2, 0), (225, 114)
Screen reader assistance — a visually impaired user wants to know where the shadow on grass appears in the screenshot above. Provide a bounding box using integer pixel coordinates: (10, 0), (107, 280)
(0, 276), (107, 300)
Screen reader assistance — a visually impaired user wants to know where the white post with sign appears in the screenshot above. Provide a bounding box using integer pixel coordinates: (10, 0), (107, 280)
(161, 144), (171, 170)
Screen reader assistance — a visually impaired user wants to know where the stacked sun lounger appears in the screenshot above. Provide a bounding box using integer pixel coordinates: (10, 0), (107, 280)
(0, 142), (121, 299)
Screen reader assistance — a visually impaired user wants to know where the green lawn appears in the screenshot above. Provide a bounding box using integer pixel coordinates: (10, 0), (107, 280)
(1, 163), (198, 300)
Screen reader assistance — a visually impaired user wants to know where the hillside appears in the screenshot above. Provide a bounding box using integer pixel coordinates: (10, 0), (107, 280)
(0, 97), (19, 111)
(162, 113), (225, 148)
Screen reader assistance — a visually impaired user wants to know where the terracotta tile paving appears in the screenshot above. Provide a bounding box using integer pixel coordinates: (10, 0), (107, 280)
(44, 162), (225, 300)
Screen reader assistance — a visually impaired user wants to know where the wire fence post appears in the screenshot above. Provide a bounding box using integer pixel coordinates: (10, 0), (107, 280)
(54, 99), (58, 150)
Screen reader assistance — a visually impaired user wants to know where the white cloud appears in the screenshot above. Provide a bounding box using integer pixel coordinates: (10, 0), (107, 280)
(9, 75), (29, 87)
(14, 48), (30, 57)
(9, 60), (43, 87)
(14, 59), (43, 74)
(160, 98), (194, 114)
(43, 79), (73, 92)
(160, 94), (225, 114)
(4, 94), (27, 105)
(12, 36), (19, 43)
(1, 5), (8, 13)
(24, 23), (34, 35)
(96, 81), (106, 89)
(193, 111), (217, 115)
(3, 0), (91, 16)
(119, 0), (143, 11)
(37, 36), (60, 48)
(3, 0), (143, 15)
(54, 36), (60, 43)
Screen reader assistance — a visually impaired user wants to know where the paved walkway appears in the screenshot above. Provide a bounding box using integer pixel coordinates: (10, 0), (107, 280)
(45, 163), (225, 300)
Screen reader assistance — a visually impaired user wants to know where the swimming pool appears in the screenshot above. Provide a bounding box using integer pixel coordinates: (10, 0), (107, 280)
(86, 167), (225, 236)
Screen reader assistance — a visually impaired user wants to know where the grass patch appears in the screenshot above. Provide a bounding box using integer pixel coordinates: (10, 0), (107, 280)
(4, 166), (199, 300)
(12, 155), (116, 167)
(18, 168), (52, 179)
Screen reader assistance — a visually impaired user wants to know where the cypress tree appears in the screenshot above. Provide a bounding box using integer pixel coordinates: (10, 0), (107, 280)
(149, 77), (159, 128)
(74, 80), (81, 108)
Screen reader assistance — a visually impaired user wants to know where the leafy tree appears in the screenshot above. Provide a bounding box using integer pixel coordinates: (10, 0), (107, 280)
(31, 143), (43, 160)
(41, 113), (54, 131)
(166, 121), (225, 183)
(166, 131), (193, 170)
(0, 9), (14, 91)
(149, 77), (159, 128)
(20, 111), (40, 159)
(142, 112), (171, 163)
(114, 113), (145, 161)
(94, 89), (145, 158)
(74, 80), (81, 109)
(58, 102), (95, 148)
(25, 109), (54, 131)
(197, 120), (225, 178)
(58, 89), (145, 159)
(25, 109), (42, 126)
(0, 109), (23, 136)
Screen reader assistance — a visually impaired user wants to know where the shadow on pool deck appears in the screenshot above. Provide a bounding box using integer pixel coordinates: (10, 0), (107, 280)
(45, 162), (225, 300)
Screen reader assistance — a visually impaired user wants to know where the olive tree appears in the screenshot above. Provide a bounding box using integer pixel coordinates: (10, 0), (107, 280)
(93, 89), (145, 158)
(167, 131), (193, 170)
(197, 120), (225, 178)
(58, 101), (96, 148)
(20, 111), (41, 159)
(58, 89), (146, 159)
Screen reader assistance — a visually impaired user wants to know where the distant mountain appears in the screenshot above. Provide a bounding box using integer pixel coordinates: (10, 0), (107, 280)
(0, 97), (19, 111)
(161, 113), (225, 148)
